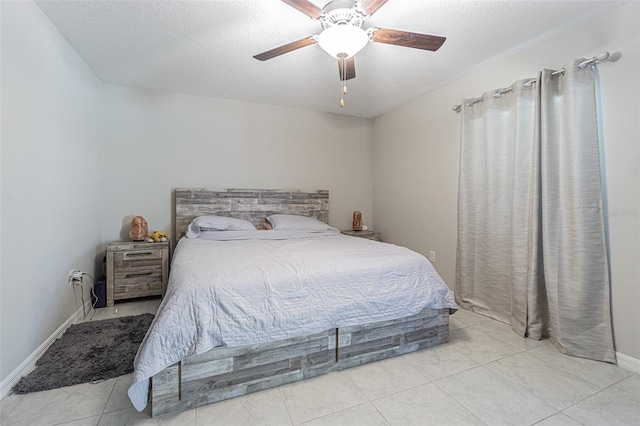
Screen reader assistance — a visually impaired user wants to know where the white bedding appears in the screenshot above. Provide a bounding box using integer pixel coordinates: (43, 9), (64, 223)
(128, 231), (457, 410)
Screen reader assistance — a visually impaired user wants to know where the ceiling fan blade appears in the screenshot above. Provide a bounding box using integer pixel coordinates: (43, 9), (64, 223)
(357, 0), (388, 16)
(253, 36), (317, 61)
(281, 0), (323, 19)
(370, 28), (446, 51)
(338, 57), (356, 81)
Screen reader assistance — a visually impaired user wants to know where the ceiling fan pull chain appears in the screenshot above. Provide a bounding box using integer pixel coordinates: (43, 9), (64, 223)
(340, 58), (346, 107)
(343, 57), (346, 92)
(342, 59), (348, 94)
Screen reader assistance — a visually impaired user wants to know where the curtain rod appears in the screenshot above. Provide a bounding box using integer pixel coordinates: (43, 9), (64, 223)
(451, 51), (612, 113)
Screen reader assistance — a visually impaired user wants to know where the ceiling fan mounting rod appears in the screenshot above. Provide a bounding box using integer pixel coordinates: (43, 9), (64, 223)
(319, 0), (365, 29)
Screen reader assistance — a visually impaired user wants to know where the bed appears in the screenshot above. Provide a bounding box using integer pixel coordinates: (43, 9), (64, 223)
(129, 188), (457, 416)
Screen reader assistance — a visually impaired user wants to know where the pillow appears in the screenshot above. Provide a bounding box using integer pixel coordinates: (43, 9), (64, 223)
(186, 215), (256, 238)
(266, 214), (338, 233)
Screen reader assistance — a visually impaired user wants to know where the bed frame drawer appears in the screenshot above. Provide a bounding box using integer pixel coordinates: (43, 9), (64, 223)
(336, 308), (449, 370)
(152, 329), (337, 416)
(106, 241), (169, 306)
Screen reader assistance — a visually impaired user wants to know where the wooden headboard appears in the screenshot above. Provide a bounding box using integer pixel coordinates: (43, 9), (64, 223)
(174, 188), (329, 240)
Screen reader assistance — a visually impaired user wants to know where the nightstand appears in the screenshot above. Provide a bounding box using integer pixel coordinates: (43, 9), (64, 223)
(341, 230), (381, 242)
(106, 241), (169, 306)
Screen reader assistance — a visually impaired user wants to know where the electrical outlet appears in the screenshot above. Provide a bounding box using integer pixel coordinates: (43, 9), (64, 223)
(68, 270), (83, 286)
(429, 250), (436, 262)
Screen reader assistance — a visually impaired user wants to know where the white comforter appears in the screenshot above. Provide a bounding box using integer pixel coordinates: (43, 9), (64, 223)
(128, 231), (457, 410)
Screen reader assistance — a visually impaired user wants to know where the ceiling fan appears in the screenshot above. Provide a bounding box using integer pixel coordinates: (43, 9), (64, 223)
(253, 0), (446, 107)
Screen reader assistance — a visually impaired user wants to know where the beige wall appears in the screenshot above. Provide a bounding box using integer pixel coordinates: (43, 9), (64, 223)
(98, 85), (373, 243)
(1, 1), (103, 381)
(373, 3), (640, 359)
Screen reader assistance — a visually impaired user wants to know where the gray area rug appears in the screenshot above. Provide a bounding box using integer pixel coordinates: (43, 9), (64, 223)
(13, 313), (154, 394)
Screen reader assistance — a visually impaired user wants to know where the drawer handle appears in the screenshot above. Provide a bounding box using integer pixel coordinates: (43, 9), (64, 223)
(126, 252), (153, 257)
(125, 272), (153, 278)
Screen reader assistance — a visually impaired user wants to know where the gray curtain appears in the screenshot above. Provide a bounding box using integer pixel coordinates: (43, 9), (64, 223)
(455, 59), (616, 363)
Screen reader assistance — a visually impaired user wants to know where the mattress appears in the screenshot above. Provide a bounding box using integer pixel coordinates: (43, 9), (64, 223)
(128, 231), (457, 410)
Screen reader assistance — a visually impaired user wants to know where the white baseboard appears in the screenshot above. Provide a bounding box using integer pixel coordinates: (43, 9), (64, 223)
(617, 351), (640, 375)
(0, 301), (92, 399)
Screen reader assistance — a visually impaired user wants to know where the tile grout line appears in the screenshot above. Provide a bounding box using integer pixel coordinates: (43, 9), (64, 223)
(556, 374), (637, 417)
(101, 378), (118, 415)
(343, 358), (434, 401)
(467, 324), (546, 356)
(429, 377), (490, 426)
(51, 413), (101, 426)
(276, 386), (296, 426)
(0, 394), (25, 421)
(458, 326), (533, 363)
(432, 364), (560, 425)
(361, 366), (490, 425)
(362, 361), (483, 404)
(348, 322), (534, 405)
(369, 400), (393, 426)
(482, 356), (604, 412)
(534, 411), (587, 426)
(524, 347), (633, 389)
(298, 401), (377, 425)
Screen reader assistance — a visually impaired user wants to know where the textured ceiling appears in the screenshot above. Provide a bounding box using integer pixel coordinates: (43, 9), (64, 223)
(36, 0), (624, 118)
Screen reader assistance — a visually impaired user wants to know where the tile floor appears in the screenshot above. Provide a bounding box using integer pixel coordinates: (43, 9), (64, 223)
(1, 300), (638, 425)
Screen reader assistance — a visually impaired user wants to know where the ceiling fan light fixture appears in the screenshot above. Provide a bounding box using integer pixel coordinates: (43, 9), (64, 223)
(317, 25), (369, 58)
(255, 0), (446, 108)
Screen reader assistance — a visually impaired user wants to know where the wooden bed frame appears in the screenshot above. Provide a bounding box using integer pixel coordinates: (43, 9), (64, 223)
(150, 188), (450, 416)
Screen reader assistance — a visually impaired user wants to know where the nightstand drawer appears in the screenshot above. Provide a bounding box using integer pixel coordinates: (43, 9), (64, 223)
(115, 250), (163, 275)
(114, 271), (163, 300)
(115, 249), (163, 262)
(115, 266), (162, 281)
